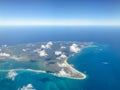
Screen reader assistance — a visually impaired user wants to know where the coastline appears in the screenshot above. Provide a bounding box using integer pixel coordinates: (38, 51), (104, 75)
(62, 49), (87, 80)
(0, 63), (86, 80)
(54, 57), (86, 80)
(64, 60), (86, 80)
(0, 42), (88, 80)
(53, 50), (87, 80)
(0, 69), (46, 73)
(0, 52), (87, 80)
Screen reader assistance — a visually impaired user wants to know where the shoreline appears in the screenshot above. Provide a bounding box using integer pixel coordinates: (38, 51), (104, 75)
(0, 65), (86, 80)
(0, 41), (89, 80)
(62, 48), (87, 80)
(0, 51), (87, 80)
(0, 69), (46, 73)
(64, 59), (86, 79)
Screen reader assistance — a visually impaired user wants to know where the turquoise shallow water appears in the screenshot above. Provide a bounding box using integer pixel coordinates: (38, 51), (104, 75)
(0, 70), (86, 90)
(0, 26), (120, 90)
(0, 43), (120, 90)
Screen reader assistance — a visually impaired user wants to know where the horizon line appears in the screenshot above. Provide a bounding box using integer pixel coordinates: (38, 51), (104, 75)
(0, 21), (120, 26)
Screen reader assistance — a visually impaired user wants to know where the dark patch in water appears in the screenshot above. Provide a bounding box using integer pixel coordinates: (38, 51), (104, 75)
(40, 77), (54, 83)
(29, 60), (37, 62)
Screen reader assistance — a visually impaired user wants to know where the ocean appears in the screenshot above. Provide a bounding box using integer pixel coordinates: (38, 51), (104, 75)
(0, 26), (120, 90)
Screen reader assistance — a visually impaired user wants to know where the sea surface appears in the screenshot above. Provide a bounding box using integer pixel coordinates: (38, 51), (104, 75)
(0, 26), (120, 90)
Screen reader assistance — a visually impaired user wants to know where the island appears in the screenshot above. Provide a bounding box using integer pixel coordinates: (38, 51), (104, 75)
(0, 41), (92, 79)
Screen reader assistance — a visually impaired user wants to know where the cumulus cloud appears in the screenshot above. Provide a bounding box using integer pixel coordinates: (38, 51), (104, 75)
(60, 54), (67, 59)
(47, 41), (53, 46)
(22, 48), (29, 52)
(70, 43), (80, 53)
(41, 45), (46, 49)
(33, 48), (48, 57)
(18, 84), (36, 90)
(0, 53), (10, 57)
(41, 41), (53, 49)
(57, 69), (70, 76)
(56, 54), (67, 60)
(55, 51), (62, 56)
(7, 70), (18, 80)
(57, 63), (67, 67)
(38, 50), (48, 57)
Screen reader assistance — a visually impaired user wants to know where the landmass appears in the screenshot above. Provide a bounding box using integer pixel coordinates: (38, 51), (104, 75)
(0, 41), (92, 79)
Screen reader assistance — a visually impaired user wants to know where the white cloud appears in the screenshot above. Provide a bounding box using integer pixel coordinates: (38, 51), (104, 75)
(38, 50), (48, 57)
(0, 53), (10, 57)
(47, 41), (53, 46)
(60, 54), (67, 59)
(57, 69), (70, 76)
(33, 48), (48, 57)
(18, 84), (36, 90)
(7, 70), (18, 81)
(70, 44), (80, 53)
(57, 63), (67, 67)
(41, 45), (46, 49)
(56, 54), (67, 60)
(22, 48), (29, 52)
(55, 51), (62, 56)
(41, 41), (53, 49)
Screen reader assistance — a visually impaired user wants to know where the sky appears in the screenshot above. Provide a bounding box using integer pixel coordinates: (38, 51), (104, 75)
(0, 0), (120, 26)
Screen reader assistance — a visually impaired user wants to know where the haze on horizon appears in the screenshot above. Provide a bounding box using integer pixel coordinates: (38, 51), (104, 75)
(0, 0), (120, 26)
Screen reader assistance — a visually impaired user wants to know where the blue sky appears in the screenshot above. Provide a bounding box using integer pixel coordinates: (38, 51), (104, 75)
(0, 0), (120, 26)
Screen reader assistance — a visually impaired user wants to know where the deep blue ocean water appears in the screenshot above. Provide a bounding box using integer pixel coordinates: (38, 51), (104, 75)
(0, 26), (120, 90)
